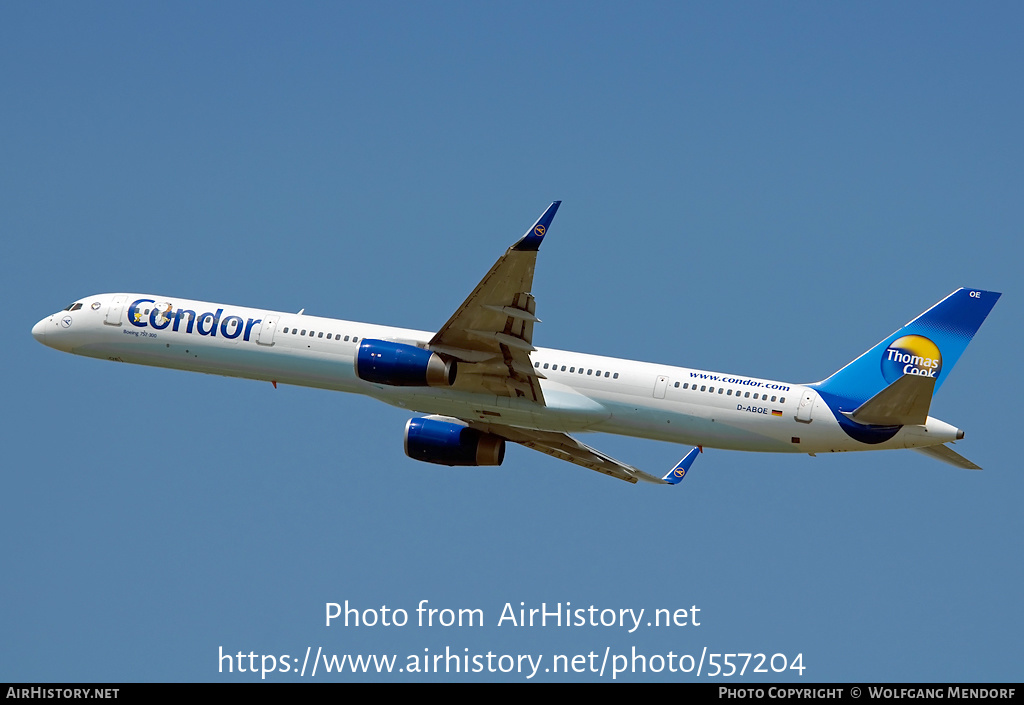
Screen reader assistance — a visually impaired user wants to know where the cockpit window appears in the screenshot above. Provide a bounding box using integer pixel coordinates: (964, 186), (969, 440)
(63, 303), (83, 311)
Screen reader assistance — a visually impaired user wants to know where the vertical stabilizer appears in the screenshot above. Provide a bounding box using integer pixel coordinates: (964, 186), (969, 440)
(812, 288), (1000, 411)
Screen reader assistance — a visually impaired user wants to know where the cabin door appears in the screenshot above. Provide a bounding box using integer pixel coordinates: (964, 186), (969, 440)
(796, 390), (815, 422)
(104, 295), (127, 326)
(653, 375), (669, 399)
(257, 315), (279, 346)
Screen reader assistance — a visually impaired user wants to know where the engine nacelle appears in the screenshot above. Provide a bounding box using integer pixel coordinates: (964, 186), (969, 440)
(404, 418), (506, 467)
(355, 339), (456, 387)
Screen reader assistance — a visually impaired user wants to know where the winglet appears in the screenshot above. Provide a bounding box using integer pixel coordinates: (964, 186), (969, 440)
(512, 201), (561, 252)
(663, 446), (702, 484)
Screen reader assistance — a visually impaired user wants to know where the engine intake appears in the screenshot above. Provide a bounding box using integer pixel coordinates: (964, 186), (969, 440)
(404, 418), (506, 467)
(355, 339), (456, 387)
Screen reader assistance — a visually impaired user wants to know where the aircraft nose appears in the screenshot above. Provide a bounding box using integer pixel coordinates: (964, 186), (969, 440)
(32, 317), (48, 344)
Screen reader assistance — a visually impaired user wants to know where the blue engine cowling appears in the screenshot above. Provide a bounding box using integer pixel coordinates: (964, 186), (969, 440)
(404, 418), (506, 467)
(355, 339), (457, 387)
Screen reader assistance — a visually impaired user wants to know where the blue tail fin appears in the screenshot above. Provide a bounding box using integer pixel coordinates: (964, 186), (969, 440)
(812, 288), (1000, 409)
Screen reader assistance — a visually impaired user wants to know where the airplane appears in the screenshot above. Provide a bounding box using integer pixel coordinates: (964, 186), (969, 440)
(31, 202), (1000, 484)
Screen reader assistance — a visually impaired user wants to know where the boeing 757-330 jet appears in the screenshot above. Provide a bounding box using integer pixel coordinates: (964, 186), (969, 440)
(32, 202), (1000, 484)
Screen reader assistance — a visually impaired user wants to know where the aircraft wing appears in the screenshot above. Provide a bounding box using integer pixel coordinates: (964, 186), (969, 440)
(428, 202), (561, 404)
(467, 421), (667, 484)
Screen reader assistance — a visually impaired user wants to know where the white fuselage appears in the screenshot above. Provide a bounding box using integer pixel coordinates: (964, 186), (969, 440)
(32, 293), (962, 457)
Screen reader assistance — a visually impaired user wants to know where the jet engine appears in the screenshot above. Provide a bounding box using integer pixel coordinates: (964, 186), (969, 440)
(404, 417), (506, 467)
(355, 339), (456, 387)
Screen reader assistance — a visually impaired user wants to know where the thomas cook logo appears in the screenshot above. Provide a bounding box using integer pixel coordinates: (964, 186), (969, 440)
(881, 335), (942, 384)
(533, 224), (546, 237)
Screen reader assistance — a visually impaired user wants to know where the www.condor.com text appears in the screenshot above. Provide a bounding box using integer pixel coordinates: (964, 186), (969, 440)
(219, 646), (805, 680)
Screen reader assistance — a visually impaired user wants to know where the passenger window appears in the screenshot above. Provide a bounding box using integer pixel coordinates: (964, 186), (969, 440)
(562, 366), (567, 372)
(587, 369), (592, 375)
(319, 332), (324, 338)
(780, 397), (786, 403)
(771, 395), (776, 402)
(543, 363), (549, 369)
(283, 327), (289, 333)
(613, 373), (618, 379)
(353, 337), (358, 342)
(674, 381), (679, 388)
(570, 367), (575, 373)
(701, 385), (706, 392)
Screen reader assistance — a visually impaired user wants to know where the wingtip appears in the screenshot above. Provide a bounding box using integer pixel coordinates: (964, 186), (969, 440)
(662, 446), (702, 485)
(513, 201), (561, 252)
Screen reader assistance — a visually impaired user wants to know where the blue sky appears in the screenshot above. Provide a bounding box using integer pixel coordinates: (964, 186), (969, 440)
(3, 3), (1021, 682)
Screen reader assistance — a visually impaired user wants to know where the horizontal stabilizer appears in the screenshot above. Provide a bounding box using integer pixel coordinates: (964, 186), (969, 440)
(913, 444), (981, 470)
(843, 374), (935, 426)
